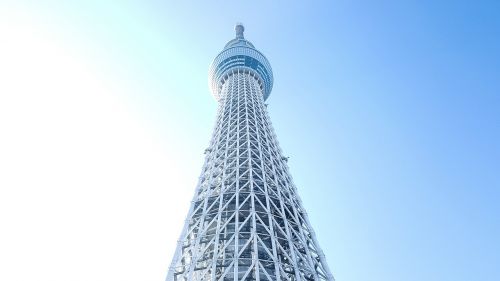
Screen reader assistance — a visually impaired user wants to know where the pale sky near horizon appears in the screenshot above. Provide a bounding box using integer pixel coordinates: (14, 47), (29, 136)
(0, 1), (499, 281)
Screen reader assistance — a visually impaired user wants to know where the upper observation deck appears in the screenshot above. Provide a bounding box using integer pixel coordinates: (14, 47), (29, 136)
(208, 24), (274, 101)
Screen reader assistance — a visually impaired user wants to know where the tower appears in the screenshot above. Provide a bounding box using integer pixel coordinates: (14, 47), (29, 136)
(167, 24), (334, 281)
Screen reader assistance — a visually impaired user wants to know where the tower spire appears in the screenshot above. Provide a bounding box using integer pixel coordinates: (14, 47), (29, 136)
(235, 23), (244, 39)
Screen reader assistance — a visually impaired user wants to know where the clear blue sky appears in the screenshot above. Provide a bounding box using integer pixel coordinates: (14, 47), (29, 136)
(0, 1), (498, 281)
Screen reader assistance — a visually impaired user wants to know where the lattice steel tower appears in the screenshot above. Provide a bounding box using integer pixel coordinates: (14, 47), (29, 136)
(167, 24), (334, 281)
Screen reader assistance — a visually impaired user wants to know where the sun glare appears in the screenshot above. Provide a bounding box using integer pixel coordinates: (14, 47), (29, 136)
(0, 14), (184, 281)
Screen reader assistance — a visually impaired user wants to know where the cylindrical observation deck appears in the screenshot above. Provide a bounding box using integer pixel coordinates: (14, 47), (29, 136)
(208, 24), (274, 101)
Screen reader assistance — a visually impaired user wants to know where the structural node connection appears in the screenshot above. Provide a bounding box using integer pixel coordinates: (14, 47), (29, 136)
(167, 24), (334, 281)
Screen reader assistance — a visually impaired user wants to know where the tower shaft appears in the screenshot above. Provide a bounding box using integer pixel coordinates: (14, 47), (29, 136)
(167, 25), (334, 281)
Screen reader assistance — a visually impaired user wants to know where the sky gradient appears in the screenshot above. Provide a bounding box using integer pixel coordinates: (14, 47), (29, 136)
(0, 1), (499, 281)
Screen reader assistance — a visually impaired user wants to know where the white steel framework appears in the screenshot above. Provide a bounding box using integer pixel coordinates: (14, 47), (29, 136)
(167, 25), (334, 281)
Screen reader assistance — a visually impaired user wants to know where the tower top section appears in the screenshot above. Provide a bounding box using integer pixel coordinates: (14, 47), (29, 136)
(235, 23), (244, 38)
(209, 24), (274, 101)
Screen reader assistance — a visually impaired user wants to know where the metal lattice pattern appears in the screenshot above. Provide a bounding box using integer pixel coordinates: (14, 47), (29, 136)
(167, 69), (334, 281)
